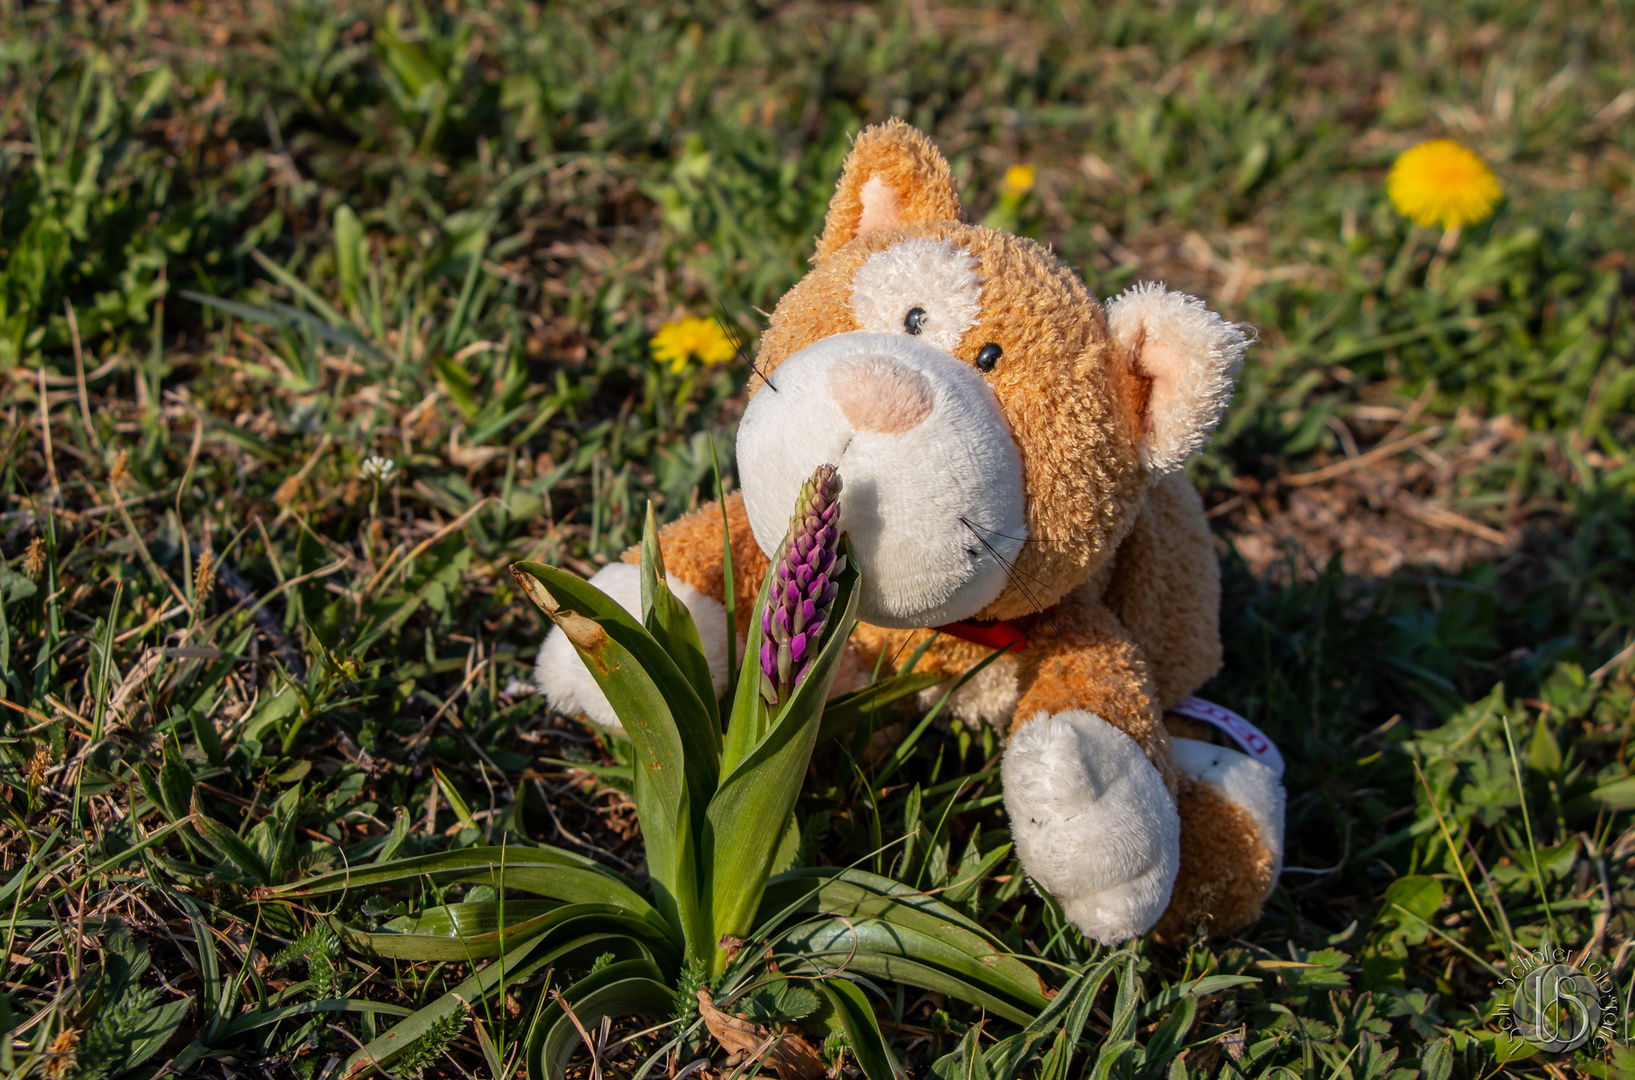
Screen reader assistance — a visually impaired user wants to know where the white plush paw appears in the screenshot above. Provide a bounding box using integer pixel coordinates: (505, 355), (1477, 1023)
(1002, 710), (1180, 944)
(1171, 737), (1286, 879)
(533, 563), (732, 733)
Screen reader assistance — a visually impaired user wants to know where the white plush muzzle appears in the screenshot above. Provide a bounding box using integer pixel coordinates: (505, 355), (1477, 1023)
(736, 330), (1027, 628)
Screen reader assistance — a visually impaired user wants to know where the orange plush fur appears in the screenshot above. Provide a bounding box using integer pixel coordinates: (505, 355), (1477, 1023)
(612, 119), (1277, 940)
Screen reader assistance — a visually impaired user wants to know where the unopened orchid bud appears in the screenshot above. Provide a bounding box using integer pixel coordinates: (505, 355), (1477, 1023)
(759, 464), (845, 706)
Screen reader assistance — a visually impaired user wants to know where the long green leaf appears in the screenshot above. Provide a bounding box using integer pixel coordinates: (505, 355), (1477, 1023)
(340, 932), (642, 1078)
(338, 901), (675, 964)
(718, 549), (778, 775)
(348, 907), (677, 970)
(523, 957), (668, 1080)
(1022, 952), (1129, 1080)
(249, 248), (351, 331)
(221, 997), (412, 1038)
(709, 439), (738, 718)
(814, 978), (905, 1080)
(704, 541), (860, 971)
(538, 976), (675, 1080)
(510, 560), (718, 799)
(119, 994), (194, 1073)
(817, 667), (946, 745)
(774, 921), (1033, 1019)
(1141, 973), (1258, 1017)
(269, 848), (659, 926)
(759, 869), (1043, 1002)
(934, 1024), (994, 1080)
(639, 503), (720, 724)
(180, 290), (392, 367)
(1086, 953), (1140, 1080)
(776, 918), (1047, 1025)
(189, 793), (270, 885)
(512, 560), (715, 955)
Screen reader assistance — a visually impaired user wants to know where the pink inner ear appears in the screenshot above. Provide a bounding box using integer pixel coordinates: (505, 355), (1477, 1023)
(856, 176), (900, 236)
(1135, 337), (1183, 437)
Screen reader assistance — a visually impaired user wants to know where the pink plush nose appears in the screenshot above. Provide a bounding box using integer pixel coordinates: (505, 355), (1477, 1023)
(828, 354), (934, 434)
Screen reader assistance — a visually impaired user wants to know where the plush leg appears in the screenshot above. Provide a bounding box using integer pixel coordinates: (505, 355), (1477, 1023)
(1154, 737), (1285, 941)
(1002, 709), (1180, 944)
(533, 563), (733, 733)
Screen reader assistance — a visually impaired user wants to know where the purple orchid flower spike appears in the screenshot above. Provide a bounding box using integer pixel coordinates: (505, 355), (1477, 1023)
(759, 464), (845, 707)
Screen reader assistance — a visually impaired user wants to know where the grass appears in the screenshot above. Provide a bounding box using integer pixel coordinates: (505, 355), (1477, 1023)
(1, 0), (1634, 1076)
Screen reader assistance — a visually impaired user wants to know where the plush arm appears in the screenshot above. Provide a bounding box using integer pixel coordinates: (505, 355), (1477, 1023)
(1003, 601), (1182, 944)
(1012, 601), (1173, 780)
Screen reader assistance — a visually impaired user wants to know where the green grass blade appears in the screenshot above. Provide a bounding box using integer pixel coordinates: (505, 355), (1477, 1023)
(817, 667), (946, 745)
(249, 248), (351, 331)
(180, 290), (392, 367)
(220, 997), (413, 1039)
(1020, 953), (1129, 1079)
(709, 437), (738, 717)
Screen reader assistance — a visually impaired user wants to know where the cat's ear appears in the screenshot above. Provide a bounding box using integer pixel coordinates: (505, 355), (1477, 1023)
(814, 119), (962, 262)
(1106, 282), (1253, 477)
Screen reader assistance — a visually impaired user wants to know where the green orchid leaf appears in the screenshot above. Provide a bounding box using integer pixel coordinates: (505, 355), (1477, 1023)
(523, 957), (669, 1080)
(776, 917), (1048, 1026)
(337, 904), (679, 968)
(761, 867), (1041, 1000)
(534, 974), (676, 1080)
(269, 847), (661, 927)
(814, 978), (905, 1080)
(640, 502), (721, 721)
(704, 540), (860, 971)
(341, 932), (648, 1077)
(511, 559), (714, 955)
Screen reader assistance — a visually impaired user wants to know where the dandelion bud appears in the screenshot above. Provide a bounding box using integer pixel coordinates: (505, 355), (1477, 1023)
(759, 464), (845, 706)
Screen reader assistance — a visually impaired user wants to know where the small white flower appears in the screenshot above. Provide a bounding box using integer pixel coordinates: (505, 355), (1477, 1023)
(501, 676), (537, 701)
(360, 455), (396, 483)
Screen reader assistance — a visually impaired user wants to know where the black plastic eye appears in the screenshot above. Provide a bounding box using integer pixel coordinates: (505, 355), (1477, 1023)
(975, 343), (1003, 372)
(903, 307), (927, 335)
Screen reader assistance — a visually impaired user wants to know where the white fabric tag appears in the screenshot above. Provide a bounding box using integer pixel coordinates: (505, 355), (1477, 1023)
(1171, 696), (1285, 779)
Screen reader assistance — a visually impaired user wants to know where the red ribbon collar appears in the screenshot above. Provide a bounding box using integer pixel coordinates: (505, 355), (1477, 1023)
(931, 619), (1030, 653)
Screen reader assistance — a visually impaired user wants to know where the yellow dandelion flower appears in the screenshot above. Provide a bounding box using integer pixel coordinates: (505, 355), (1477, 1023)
(650, 316), (736, 375)
(1386, 139), (1502, 230)
(1002, 164), (1036, 195)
